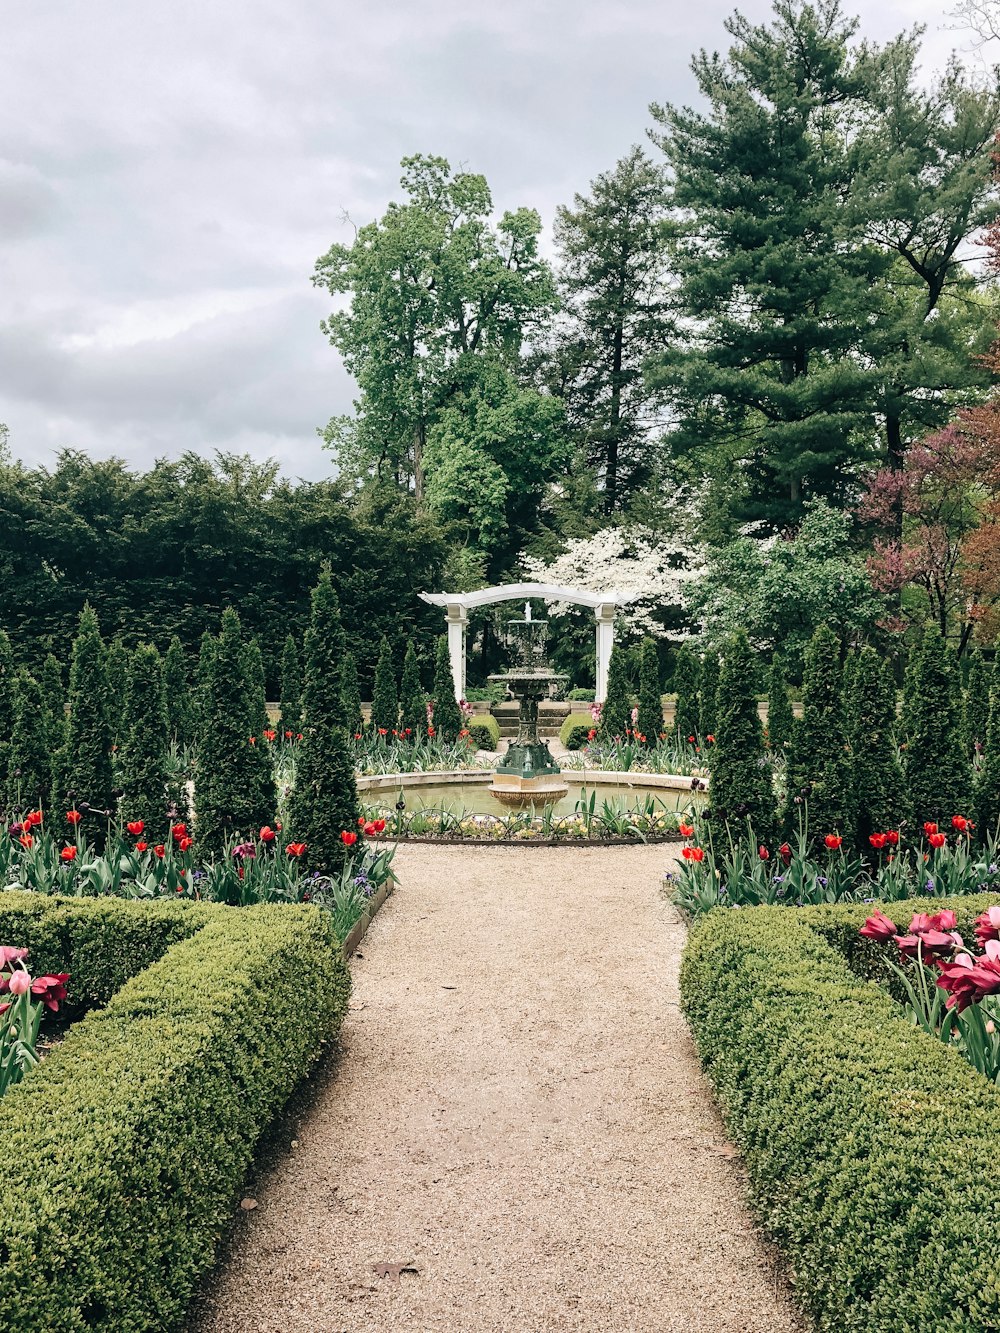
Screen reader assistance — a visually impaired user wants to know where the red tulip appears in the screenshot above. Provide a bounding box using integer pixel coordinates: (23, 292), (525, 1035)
(937, 954), (1000, 1011)
(678, 822), (695, 838)
(24, 811), (43, 828)
(779, 842), (791, 866)
(975, 907), (1000, 947)
(358, 816), (366, 827)
(135, 841), (148, 852)
(869, 833), (887, 850)
(171, 822), (187, 841)
(60, 846), (77, 862)
(372, 818), (386, 834)
(340, 831), (358, 847)
(177, 836), (193, 852)
(886, 830), (900, 846)
(928, 831), (946, 849)
(923, 821), (938, 836)
(758, 846), (769, 861)
(284, 729), (293, 739)
(681, 846), (705, 862)
(859, 911), (897, 942)
(126, 820), (144, 836)
(364, 822), (377, 836)
(18, 833), (32, 849)
(911, 910), (958, 933)
(707, 734), (715, 743)
(296, 733), (303, 741)
(259, 826), (276, 844)
(154, 844), (165, 858)
(824, 834), (843, 850)
(66, 810), (82, 826)
(30, 972), (70, 1012)
(952, 815), (971, 832)
(687, 735), (696, 743)
(378, 728), (388, 737)
(285, 842), (307, 858)
(249, 736), (256, 745)
(587, 728), (597, 741)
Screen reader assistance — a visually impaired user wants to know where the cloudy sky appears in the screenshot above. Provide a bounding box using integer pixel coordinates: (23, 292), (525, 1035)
(0, 0), (977, 480)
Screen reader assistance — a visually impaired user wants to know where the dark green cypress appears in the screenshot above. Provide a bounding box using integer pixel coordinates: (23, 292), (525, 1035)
(430, 638), (462, 742)
(289, 567), (359, 873)
(636, 639), (663, 745)
(242, 637), (276, 825)
(964, 648), (993, 757)
(340, 651), (364, 737)
(8, 671), (51, 815)
(672, 646), (701, 742)
(62, 604), (115, 832)
(119, 643), (170, 834)
(709, 631), (776, 843)
(278, 634), (302, 735)
(905, 626), (970, 828)
(848, 646), (909, 845)
(784, 625), (853, 841)
(163, 636), (194, 749)
(399, 641), (426, 737)
(40, 653), (66, 757)
(698, 650), (720, 741)
(766, 658), (795, 755)
(599, 641), (631, 740)
(0, 630), (15, 809)
(976, 681), (1000, 839)
(105, 635), (130, 745)
(370, 636), (399, 734)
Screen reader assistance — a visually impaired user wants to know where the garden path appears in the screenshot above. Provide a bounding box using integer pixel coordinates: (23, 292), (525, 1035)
(192, 844), (805, 1333)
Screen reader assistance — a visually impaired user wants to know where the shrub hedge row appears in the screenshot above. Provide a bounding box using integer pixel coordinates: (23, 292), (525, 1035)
(680, 894), (1000, 1332)
(559, 713), (594, 748)
(467, 715), (500, 749)
(0, 896), (350, 1331)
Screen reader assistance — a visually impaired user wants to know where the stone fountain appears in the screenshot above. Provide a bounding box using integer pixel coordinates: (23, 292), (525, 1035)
(487, 603), (569, 807)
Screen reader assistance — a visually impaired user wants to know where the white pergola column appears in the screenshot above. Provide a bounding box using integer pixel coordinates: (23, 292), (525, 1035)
(594, 603), (616, 703)
(445, 603), (468, 702)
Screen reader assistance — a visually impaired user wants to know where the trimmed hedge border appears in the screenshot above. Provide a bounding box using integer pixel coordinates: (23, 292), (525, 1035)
(0, 894), (350, 1331)
(681, 894), (1000, 1332)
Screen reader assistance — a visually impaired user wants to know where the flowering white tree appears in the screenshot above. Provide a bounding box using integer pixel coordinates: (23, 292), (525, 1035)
(521, 526), (704, 638)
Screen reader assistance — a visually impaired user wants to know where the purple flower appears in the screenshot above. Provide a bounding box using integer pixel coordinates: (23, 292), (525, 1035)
(231, 841), (256, 861)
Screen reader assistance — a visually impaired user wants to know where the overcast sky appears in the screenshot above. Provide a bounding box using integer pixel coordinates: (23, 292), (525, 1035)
(0, 0), (976, 481)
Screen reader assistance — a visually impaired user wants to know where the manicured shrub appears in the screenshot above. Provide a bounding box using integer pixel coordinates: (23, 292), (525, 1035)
(964, 647), (992, 757)
(430, 637), (462, 742)
(104, 634), (130, 746)
(671, 644), (700, 741)
(680, 894), (1000, 1332)
(709, 630), (775, 842)
(289, 567), (359, 872)
(568, 687), (596, 702)
(559, 712), (595, 748)
(698, 650), (720, 742)
(905, 625), (970, 827)
(765, 657), (794, 755)
(784, 624), (853, 839)
(599, 641), (631, 740)
(399, 640), (426, 737)
(846, 645), (909, 845)
(370, 635), (399, 734)
(7, 670), (51, 813)
(60, 605), (115, 836)
(0, 899), (349, 1331)
(339, 650), (364, 737)
(278, 633), (302, 734)
(118, 644), (170, 834)
(162, 636), (194, 749)
(467, 717), (500, 750)
(636, 638), (664, 745)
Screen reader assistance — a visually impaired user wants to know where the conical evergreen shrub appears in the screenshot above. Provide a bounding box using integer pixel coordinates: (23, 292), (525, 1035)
(105, 636), (130, 745)
(0, 631), (15, 809)
(636, 639), (663, 745)
(289, 567), (359, 873)
(340, 651), (364, 737)
(976, 684), (1000, 839)
(279, 634), (302, 734)
(847, 646), (909, 845)
(119, 644), (170, 834)
(784, 625), (853, 841)
(163, 636), (194, 748)
(242, 637), (276, 826)
(370, 637), (399, 735)
(964, 648), (993, 757)
(709, 631), (775, 843)
(672, 646), (701, 742)
(194, 630), (217, 738)
(599, 641), (631, 740)
(61, 605), (115, 832)
(766, 658), (795, 755)
(698, 650), (720, 741)
(430, 638), (462, 742)
(40, 653), (65, 756)
(905, 626), (970, 828)
(8, 671), (50, 814)
(399, 642), (425, 737)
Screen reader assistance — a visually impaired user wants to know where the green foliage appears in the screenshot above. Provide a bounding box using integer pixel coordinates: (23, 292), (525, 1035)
(162, 636), (194, 749)
(785, 625), (854, 838)
(339, 650), (364, 738)
(289, 569), (359, 873)
(905, 626), (970, 826)
(568, 687), (596, 702)
(430, 638), (462, 742)
(7, 671), (50, 813)
(242, 637), (276, 822)
(636, 638), (664, 744)
(370, 636), (399, 734)
(599, 642), (631, 740)
(104, 635), (130, 746)
(976, 679), (1000, 839)
(40, 653), (65, 755)
(765, 658), (795, 754)
(467, 716), (500, 750)
(560, 712), (595, 747)
(846, 646), (910, 843)
(118, 644), (170, 834)
(61, 605), (114, 833)
(0, 898), (349, 1331)
(680, 895), (1000, 1332)
(964, 648), (992, 756)
(671, 645), (700, 741)
(278, 633), (302, 735)
(698, 650), (720, 741)
(708, 631), (775, 841)
(398, 641), (426, 737)
(0, 629), (14, 804)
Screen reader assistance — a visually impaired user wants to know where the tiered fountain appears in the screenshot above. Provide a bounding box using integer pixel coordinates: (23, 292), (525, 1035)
(487, 603), (569, 807)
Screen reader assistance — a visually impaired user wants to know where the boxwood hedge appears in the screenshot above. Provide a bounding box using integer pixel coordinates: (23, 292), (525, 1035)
(0, 894), (350, 1331)
(681, 894), (1000, 1332)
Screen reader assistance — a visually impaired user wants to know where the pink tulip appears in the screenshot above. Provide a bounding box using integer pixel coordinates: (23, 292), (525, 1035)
(7, 969), (31, 996)
(859, 911), (897, 942)
(0, 946), (28, 970)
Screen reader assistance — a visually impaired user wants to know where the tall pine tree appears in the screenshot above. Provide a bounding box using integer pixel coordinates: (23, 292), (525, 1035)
(964, 648), (993, 757)
(784, 625), (853, 840)
(399, 641), (425, 737)
(905, 626), (970, 827)
(7, 671), (50, 815)
(370, 636), (399, 734)
(0, 630), (15, 810)
(636, 639), (663, 744)
(847, 646), (909, 845)
(671, 646), (700, 741)
(599, 641), (631, 740)
(766, 658), (795, 755)
(340, 651), (364, 738)
(119, 643), (170, 834)
(430, 638), (462, 742)
(698, 650), (720, 741)
(279, 634), (302, 734)
(709, 631), (775, 842)
(163, 636), (194, 749)
(61, 604), (115, 832)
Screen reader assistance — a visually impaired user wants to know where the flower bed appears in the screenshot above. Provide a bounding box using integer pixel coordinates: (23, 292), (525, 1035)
(681, 892), (1000, 1332)
(0, 893), (349, 1330)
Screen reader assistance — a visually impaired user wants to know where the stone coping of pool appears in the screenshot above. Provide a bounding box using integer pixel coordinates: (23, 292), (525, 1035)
(356, 768), (707, 794)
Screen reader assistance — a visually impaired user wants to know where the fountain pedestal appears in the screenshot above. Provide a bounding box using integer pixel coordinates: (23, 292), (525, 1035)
(487, 610), (568, 807)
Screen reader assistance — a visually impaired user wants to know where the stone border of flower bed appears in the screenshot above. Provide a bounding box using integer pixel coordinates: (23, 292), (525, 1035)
(681, 892), (1000, 1332)
(385, 833), (684, 846)
(356, 767), (706, 793)
(340, 878), (393, 957)
(0, 894), (350, 1332)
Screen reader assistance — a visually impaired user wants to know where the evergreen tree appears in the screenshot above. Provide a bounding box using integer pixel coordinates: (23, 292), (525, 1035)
(785, 625), (853, 840)
(848, 646), (909, 845)
(278, 634), (302, 735)
(430, 638), (462, 742)
(40, 653), (65, 755)
(905, 626), (970, 828)
(709, 631), (776, 842)
(119, 643), (169, 833)
(370, 636), (399, 734)
(242, 637), (276, 823)
(599, 641), (631, 740)
(340, 651), (364, 738)
(61, 604), (115, 832)
(976, 682), (1000, 839)
(766, 659), (795, 755)
(104, 635), (130, 745)
(636, 639), (663, 745)
(7, 671), (50, 814)
(162, 636), (194, 748)
(0, 630), (15, 808)
(194, 630), (217, 738)
(671, 646), (700, 742)
(399, 641), (426, 737)
(964, 648), (993, 757)
(289, 567), (359, 873)
(698, 650), (720, 741)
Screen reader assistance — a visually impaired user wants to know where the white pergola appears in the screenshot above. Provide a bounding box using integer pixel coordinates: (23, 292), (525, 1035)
(419, 582), (628, 703)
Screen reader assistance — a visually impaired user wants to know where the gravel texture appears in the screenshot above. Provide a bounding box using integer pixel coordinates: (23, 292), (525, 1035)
(191, 844), (806, 1333)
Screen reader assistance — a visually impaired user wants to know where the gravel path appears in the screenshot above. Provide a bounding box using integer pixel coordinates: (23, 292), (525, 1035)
(192, 844), (805, 1333)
